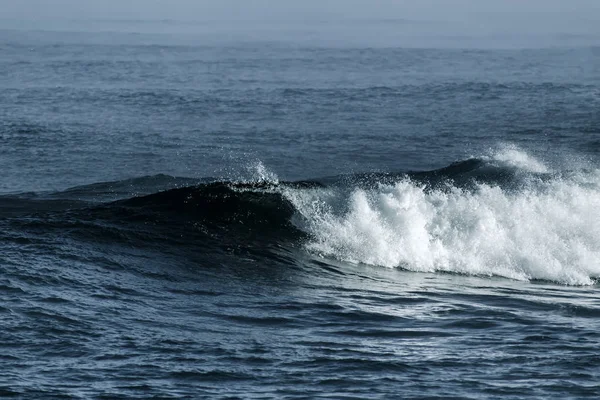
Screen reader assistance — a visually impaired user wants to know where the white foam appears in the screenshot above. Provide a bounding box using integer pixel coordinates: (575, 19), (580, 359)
(483, 144), (550, 174)
(283, 151), (600, 286)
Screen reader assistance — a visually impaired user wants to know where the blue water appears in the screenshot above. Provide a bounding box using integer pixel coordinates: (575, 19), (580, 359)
(1, 19), (600, 399)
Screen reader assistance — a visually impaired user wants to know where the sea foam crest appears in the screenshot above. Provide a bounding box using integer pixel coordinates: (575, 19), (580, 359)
(484, 144), (549, 174)
(285, 150), (600, 285)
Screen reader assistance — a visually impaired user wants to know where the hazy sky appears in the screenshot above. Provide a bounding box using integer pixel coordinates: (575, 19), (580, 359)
(2, 0), (599, 22)
(1, 0), (599, 47)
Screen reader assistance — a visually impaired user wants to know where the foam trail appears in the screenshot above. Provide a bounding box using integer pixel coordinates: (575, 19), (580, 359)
(284, 149), (600, 285)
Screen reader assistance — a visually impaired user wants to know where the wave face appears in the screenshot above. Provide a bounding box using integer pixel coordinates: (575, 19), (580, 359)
(3, 148), (598, 285)
(283, 148), (600, 285)
(95, 148), (600, 285)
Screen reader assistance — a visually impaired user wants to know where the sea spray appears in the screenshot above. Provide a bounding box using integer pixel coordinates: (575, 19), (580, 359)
(283, 149), (600, 285)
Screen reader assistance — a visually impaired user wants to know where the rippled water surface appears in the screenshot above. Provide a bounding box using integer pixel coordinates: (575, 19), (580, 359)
(1, 19), (600, 399)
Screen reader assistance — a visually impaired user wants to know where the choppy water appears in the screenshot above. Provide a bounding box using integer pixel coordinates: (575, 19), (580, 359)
(1, 22), (600, 399)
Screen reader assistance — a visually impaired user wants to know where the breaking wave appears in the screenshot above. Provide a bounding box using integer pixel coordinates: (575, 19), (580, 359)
(284, 148), (600, 285)
(2, 148), (599, 285)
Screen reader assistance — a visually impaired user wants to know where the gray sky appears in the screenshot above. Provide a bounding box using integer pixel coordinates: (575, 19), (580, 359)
(1, 0), (599, 47)
(2, 0), (599, 21)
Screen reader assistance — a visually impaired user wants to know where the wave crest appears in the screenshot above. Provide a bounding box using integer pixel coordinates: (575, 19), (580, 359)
(286, 160), (600, 285)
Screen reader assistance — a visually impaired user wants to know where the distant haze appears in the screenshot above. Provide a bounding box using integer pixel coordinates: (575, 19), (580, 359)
(1, 0), (599, 47)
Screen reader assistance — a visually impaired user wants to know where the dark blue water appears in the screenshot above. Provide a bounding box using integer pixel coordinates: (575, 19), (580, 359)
(1, 22), (600, 399)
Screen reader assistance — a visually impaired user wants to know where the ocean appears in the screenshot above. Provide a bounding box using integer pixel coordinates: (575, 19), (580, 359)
(1, 17), (600, 399)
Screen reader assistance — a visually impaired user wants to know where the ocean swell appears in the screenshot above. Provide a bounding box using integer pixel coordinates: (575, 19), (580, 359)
(2, 148), (598, 285)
